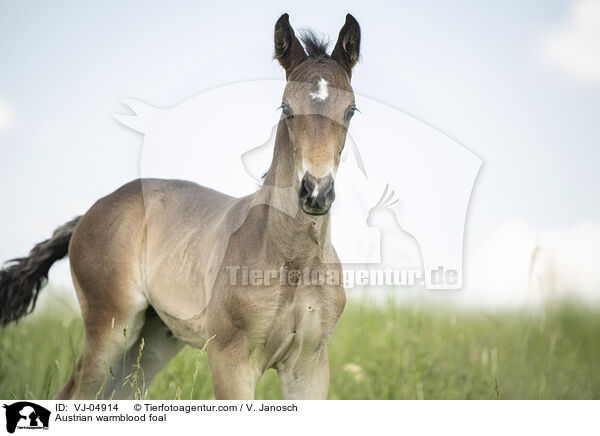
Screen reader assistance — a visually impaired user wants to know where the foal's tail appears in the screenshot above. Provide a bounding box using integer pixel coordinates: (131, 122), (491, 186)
(0, 216), (81, 327)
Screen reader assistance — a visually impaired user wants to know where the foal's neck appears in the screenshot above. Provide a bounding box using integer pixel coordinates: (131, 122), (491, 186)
(258, 122), (332, 264)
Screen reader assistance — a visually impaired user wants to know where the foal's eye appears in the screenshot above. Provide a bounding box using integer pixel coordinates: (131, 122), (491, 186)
(279, 102), (294, 119)
(345, 104), (359, 122)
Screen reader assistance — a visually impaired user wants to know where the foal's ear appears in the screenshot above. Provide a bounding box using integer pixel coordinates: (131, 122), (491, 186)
(274, 13), (307, 78)
(331, 14), (361, 75)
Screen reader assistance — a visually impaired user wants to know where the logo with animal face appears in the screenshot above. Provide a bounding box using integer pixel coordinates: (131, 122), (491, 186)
(2, 402), (50, 433)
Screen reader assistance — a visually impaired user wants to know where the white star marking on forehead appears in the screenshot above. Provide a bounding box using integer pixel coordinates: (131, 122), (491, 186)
(309, 77), (329, 101)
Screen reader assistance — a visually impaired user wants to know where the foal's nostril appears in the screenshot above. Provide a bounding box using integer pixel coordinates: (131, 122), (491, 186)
(322, 180), (335, 203)
(315, 176), (335, 209)
(299, 174), (317, 203)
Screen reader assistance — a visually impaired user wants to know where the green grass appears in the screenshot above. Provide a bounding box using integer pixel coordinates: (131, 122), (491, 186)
(1, 297), (599, 399)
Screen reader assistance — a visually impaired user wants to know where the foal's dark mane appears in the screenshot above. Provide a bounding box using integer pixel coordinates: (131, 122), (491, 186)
(298, 28), (331, 57)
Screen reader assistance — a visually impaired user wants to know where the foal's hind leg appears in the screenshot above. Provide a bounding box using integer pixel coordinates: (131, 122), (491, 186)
(55, 271), (149, 399)
(73, 306), (148, 400)
(105, 308), (184, 399)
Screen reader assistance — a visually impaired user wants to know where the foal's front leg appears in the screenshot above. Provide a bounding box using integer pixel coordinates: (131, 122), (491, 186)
(207, 340), (260, 399)
(277, 347), (330, 400)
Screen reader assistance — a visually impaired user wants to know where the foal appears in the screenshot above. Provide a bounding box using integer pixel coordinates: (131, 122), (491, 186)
(0, 13), (361, 400)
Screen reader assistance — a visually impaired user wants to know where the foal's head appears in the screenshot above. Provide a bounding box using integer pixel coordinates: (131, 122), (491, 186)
(274, 14), (361, 216)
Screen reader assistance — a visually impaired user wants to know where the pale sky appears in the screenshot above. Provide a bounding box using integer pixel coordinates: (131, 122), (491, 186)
(1, 0), (599, 306)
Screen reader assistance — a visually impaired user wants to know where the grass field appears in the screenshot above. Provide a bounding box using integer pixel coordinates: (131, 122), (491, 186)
(1, 295), (599, 400)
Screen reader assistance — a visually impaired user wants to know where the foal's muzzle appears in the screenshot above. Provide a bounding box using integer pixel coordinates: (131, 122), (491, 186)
(298, 173), (335, 215)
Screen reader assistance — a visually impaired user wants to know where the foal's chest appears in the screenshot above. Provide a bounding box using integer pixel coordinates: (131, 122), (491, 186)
(242, 280), (346, 367)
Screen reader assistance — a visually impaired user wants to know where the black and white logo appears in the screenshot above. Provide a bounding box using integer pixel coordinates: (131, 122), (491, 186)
(2, 402), (50, 434)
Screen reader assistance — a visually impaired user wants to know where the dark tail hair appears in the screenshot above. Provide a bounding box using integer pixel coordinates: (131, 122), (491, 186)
(0, 216), (81, 326)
